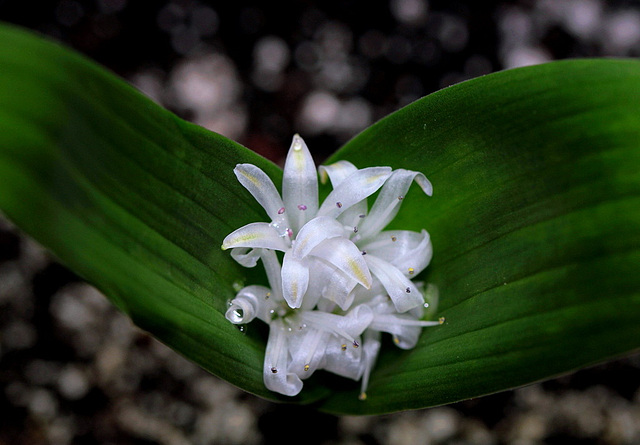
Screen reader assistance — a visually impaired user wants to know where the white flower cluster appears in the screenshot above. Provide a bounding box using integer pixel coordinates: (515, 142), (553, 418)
(222, 135), (442, 399)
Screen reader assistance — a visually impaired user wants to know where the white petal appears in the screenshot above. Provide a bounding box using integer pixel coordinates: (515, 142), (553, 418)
(310, 237), (372, 289)
(234, 164), (289, 224)
(318, 160), (358, 186)
(288, 327), (329, 378)
(225, 285), (275, 324)
(299, 304), (373, 343)
(322, 334), (363, 380)
(264, 319), (303, 396)
(281, 252), (309, 309)
(292, 216), (344, 259)
(282, 135), (319, 234)
(357, 169), (431, 240)
(358, 329), (381, 401)
(365, 254), (424, 312)
(259, 249), (284, 302)
(369, 313), (441, 349)
(321, 266), (358, 311)
(303, 259), (355, 311)
(317, 167), (392, 219)
(222, 222), (289, 251)
(362, 229), (432, 276)
(229, 247), (261, 267)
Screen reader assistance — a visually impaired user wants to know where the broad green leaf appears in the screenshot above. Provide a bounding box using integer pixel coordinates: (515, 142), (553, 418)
(0, 23), (327, 404)
(321, 58), (640, 413)
(1, 23), (639, 415)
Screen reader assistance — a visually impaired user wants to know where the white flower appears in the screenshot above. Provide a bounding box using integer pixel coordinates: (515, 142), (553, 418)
(222, 135), (443, 398)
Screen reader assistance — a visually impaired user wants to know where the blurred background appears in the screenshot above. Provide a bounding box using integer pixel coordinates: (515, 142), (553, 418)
(1, 0), (639, 443)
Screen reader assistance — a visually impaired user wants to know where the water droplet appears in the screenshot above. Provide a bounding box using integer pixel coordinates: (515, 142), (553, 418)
(232, 281), (244, 292)
(237, 324), (246, 333)
(423, 302), (430, 308)
(293, 139), (302, 151)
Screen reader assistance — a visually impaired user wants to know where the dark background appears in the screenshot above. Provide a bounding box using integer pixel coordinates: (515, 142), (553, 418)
(1, 1), (639, 444)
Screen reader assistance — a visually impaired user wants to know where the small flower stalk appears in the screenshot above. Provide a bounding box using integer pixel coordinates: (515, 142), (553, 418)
(222, 134), (442, 399)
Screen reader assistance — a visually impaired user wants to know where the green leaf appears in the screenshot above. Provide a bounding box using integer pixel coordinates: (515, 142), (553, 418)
(321, 58), (640, 413)
(0, 23), (327, 404)
(1, 23), (639, 415)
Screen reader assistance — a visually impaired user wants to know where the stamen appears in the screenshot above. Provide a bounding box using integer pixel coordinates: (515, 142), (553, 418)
(359, 214), (366, 218)
(352, 340), (360, 348)
(359, 392), (367, 401)
(271, 367), (278, 374)
(405, 287), (411, 293)
(408, 267), (415, 275)
(278, 207), (285, 214)
(297, 204), (307, 210)
(336, 201), (343, 208)
(286, 228), (293, 238)
(341, 344), (347, 351)
(304, 364), (310, 371)
(439, 317), (446, 324)
(398, 195), (404, 200)
(353, 226), (358, 233)
(391, 236), (397, 242)
(361, 250), (367, 255)
(265, 292), (271, 300)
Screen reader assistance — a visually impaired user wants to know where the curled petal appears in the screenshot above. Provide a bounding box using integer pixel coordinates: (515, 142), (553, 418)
(282, 135), (319, 234)
(362, 229), (432, 276)
(299, 304), (373, 342)
(310, 237), (372, 289)
(234, 164), (289, 224)
(358, 169), (432, 240)
(292, 216), (345, 259)
(317, 167), (392, 219)
(225, 285), (275, 324)
(230, 247), (261, 267)
(222, 222), (289, 251)
(318, 160), (358, 186)
(281, 252), (309, 309)
(264, 319), (303, 396)
(365, 254), (424, 312)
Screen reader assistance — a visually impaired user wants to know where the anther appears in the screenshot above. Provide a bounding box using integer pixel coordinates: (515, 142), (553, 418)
(359, 392), (367, 401)
(304, 364), (310, 371)
(265, 292), (271, 299)
(336, 202), (343, 208)
(277, 207), (285, 214)
(408, 268), (415, 275)
(439, 317), (446, 325)
(271, 367), (278, 374)
(297, 204), (307, 210)
(352, 340), (360, 348)
(361, 250), (367, 255)
(405, 287), (411, 293)
(341, 344), (347, 351)
(391, 236), (397, 242)
(286, 228), (293, 238)
(353, 226), (358, 233)
(398, 195), (404, 200)
(359, 214), (366, 218)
